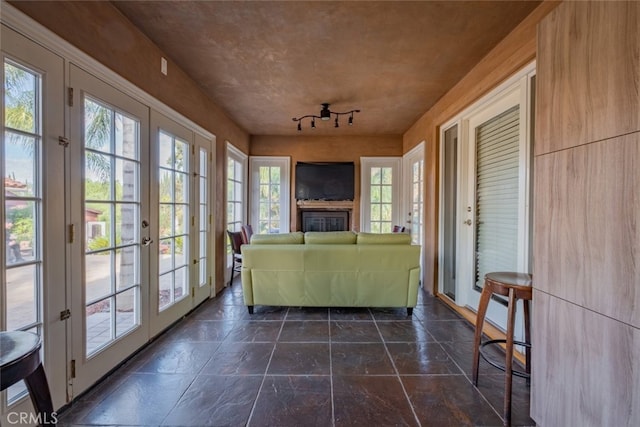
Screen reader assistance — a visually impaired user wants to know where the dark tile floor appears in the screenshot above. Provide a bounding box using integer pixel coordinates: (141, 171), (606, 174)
(58, 281), (533, 426)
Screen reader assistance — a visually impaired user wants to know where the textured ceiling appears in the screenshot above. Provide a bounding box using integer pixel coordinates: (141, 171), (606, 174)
(112, 1), (540, 136)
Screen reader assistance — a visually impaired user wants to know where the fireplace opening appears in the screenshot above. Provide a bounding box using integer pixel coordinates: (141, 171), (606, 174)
(301, 210), (349, 232)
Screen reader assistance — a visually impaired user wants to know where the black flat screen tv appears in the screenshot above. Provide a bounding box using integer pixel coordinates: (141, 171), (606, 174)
(295, 162), (354, 201)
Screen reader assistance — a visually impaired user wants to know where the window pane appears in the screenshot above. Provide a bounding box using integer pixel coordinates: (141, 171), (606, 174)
(116, 204), (138, 246)
(159, 272), (172, 310)
(115, 288), (137, 338)
(381, 186), (392, 203)
(85, 152), (112, 199)
(175, 171), (188, 204)
(381, 167), (392, 185)
(175, 205), (188, 235)
(5, 200), (36, 264)
(5, 265), (38, 330)
(174, 267), (188, 301)
(85, 253), (113, 301)
(86, 297), (113, 354)
(159, 132), (173, 167)
(371, 186), (381, 202)
(115, 159), (139, 202)
(159, 238), (173, 274)
(115, 247), (138, 289)
(115, 113), (138, 160)
(371, 167), (381, 185)
(4, 62), (37, 133)
(5, 132), (37, 198)
(371, 204), (381, 221)
(175, 139), (188, 172)
(85, 99), (112, 153)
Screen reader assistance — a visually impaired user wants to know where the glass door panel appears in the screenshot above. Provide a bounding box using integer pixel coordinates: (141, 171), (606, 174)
(149, 111), (196, 336)
(2, 24), (66, 419)
(83, 97), (142, 355)
(194, 133), (214, 302)
(69, 64), (149, 395)
(158, 130), (190, 311)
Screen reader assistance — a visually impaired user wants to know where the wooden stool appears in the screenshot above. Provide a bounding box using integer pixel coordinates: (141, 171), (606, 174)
(0, 331), (54, 426)
(472, 272), (532, 427)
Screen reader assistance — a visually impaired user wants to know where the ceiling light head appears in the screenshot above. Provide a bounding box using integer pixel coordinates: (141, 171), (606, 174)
(348, 113), (353, 126)
(297, 122), (302, 132)
(311, 119), (316, 129)
(320, 103), (331, 121)
(334, 117), (339, 128)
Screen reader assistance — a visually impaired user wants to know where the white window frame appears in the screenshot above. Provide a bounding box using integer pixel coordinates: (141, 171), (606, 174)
(360, 157), (402, 233)
(226, 142), (247, 272)
(249, 156), (290, 234)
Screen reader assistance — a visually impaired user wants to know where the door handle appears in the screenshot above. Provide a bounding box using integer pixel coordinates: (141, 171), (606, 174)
(142, 237), (153, 246)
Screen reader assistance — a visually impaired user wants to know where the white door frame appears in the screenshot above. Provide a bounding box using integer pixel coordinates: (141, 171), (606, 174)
(1, 24), (67, 417)
(248, 156), (291, 234)
(438, 62), (535, 335)
(360, 157), (402, 233)
(402, 142), (424, 284)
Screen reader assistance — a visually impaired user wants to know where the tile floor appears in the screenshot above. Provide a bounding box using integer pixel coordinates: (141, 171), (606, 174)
(58, 281), (533, 426)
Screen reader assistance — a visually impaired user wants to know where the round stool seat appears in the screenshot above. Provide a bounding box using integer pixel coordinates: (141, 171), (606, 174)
(0, 331), (54, 424)
(472, 272), (532, 427)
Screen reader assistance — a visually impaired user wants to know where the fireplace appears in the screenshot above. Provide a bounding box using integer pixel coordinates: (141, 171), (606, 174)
(301, 210), (349, 232)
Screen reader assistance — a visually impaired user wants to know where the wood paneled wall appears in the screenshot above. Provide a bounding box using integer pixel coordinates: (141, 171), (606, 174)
(532, 1), (640, 425)
(250, 135), (403, 231)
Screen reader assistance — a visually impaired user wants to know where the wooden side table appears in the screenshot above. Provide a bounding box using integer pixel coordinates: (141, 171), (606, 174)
(0, 331), (54, 425)
(472, 272), (532, 427)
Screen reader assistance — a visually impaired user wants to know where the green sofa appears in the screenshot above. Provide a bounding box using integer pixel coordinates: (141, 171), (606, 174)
(240, 231), (421, 315)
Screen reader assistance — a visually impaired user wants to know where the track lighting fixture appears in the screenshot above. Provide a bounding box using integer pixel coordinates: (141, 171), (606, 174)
(292, 103), (360, 131)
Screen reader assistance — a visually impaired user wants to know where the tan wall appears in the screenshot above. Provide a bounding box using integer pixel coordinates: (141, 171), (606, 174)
(251, 135), (403, 231)
(9, 0), (250, 293)
(401, 1), (560, 292)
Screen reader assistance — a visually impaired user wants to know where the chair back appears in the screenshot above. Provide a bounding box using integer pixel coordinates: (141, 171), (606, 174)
(241, 224), (254, 244)
(227, 230), (244, 255)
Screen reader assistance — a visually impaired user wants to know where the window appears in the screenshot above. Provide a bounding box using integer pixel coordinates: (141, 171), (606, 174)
(226, 143), (247, 264)
(360, 157), (401, 233)
(249, 157), (290, 234)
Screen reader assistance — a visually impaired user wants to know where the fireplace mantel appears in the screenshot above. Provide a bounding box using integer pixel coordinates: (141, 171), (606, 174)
(296, 200), (354, 210)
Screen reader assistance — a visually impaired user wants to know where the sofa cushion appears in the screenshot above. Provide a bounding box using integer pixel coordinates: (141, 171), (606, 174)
(304, 231), (357, 244)
(357, 232), (411, 245)
(250, 232), (304, 244)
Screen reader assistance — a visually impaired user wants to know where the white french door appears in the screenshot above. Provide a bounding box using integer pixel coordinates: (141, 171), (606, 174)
(150, 111), (199, 335)
(439, 65), (534, 335)
(194, 134), (215, 301)
(403, 143), (424, 285)
(69, 65), (151, 395)
(403, 144), (424, 246)
(1, 25), (67, 420)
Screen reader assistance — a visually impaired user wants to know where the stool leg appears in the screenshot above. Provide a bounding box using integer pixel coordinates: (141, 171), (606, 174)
(504, 288), (517, 427)
(472, 285), (492, 386)
(24, 363), (54, 426)
(523, 298), (531, 385)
